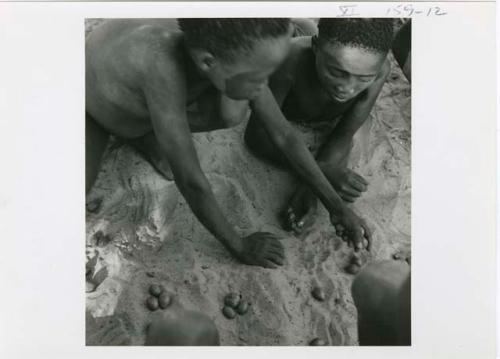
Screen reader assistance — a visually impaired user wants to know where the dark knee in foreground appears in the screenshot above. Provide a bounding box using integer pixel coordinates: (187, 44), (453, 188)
(352, 260), (411, 346)
(145, 309), (220, 346)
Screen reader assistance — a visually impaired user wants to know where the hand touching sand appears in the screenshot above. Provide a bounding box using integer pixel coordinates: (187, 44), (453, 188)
(325, 167), (368, 203)
(331, 208), (372, 252)
(231, 232), (285, 268)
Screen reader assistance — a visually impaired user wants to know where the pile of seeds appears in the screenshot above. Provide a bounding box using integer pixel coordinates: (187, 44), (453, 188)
(145, 284), (172, 311)
(222, 292), (250, 319)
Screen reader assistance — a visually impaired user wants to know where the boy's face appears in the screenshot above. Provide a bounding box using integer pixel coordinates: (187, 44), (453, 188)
(314, 40), (387, 102)
(206, 32), (293, 100)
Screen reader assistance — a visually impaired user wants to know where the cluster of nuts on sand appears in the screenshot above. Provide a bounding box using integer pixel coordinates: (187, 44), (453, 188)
(145, 284), (172, 311)
(221, 292), (250, 319)
(142, 251), (372, 345)
(306, 253), (366, 345)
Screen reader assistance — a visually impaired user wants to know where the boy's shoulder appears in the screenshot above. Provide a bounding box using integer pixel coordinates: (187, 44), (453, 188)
(125, 21), (184, 71)
(271, 36), (313, 84)
(88, 20), (185, 79)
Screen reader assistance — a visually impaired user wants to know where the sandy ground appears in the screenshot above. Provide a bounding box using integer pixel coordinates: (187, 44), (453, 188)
(85, 19), (411, 346)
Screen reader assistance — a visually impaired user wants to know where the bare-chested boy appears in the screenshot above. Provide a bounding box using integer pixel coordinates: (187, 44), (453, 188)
(246, 18), (393, 243)
(86, 19), (371, 269)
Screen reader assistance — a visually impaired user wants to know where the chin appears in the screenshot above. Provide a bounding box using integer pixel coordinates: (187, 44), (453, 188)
(225, 93), (248, 101)
(226, 91), (257, 101)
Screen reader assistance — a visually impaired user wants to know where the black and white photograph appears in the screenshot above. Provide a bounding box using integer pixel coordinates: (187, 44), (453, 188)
(1, 0), (497, 357)
(85, 17), (411, 346)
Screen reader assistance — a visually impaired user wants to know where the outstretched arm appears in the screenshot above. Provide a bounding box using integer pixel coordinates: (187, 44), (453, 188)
(317, 60), (391, 169)
(251, 85), (371, 250)
(142, 55), (284, 268)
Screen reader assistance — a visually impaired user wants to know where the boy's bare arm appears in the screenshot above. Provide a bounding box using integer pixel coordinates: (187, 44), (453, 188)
(251, 85), (371, 249)
(141, 54), (284, 268)
(251, 86), (344, 213)
(317, 60), (391, 168)
(143, 63), (240, 246)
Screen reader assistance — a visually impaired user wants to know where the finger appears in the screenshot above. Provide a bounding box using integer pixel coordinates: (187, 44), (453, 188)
(291, 213), (307, 233)
(353, 172), (369, 186)
(269, 238), (284, 249)
(348, 176), (367, 192)
(291, 221), (302, 234)
(268, 247), (285, 259)
(268, 242), (284, 255)
(340, 193), (356, 203)
(259, 232), (277, 237)
(341, 184), (362, 197)
(362, 223), (373, 251)
(352, 228), (364, 252)
(262, 233), (282, 241)
(266, 253), (284, 266)
(262, 259), (278, 269)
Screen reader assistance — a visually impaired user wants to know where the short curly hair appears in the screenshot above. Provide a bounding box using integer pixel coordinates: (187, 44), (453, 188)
(318, 18), (394, 53)
(178, 18), (291, 62)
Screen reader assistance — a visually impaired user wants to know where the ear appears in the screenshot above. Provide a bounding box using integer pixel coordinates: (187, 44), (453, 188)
(311, 35), (319, 54)
(191, 48), (217, 73)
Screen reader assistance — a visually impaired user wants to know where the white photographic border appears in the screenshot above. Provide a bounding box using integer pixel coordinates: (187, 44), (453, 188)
(0, 2), (496, 358)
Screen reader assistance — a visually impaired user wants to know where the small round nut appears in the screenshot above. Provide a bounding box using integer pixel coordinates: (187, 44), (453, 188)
(224, 292), (241, 308)
(309, 338), (326, 346)
(146, 296), (160, 311)
(235, 301), (250, 315)
(345, 263), (361, 275)
(149, 284), (164, 297)
(158, 292), (172, 309)
(222, 306), (237, 319)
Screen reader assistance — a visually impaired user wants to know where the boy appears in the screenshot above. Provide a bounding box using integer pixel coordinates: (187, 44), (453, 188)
(393, 20), (411, 82)
(246, 18), (393, 238)
(86, 19), (370, 269)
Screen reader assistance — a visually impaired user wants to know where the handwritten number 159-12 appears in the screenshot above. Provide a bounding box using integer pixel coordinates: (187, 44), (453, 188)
(386, 4), (447, 16)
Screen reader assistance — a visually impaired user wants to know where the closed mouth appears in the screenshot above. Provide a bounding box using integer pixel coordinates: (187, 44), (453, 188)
(330, 91), (350, 102)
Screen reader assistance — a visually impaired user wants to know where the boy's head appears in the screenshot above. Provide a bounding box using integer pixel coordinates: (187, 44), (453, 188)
(179, 18), (293, 100)
(313, 18), (394, 102)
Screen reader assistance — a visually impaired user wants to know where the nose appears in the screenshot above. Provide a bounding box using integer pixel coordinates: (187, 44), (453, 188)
(335, 77), (357, 95)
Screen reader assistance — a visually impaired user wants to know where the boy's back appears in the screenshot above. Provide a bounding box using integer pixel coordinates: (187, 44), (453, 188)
(86, 19), (204, 138)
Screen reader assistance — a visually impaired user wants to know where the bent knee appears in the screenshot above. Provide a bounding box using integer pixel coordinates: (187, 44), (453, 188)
(352, 260), (410, 308)
(220, 105), (250, 128)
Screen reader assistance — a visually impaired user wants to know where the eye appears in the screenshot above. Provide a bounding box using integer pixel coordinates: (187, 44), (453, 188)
(328, 68), (347, 78)
(357, 76), (375, 83)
